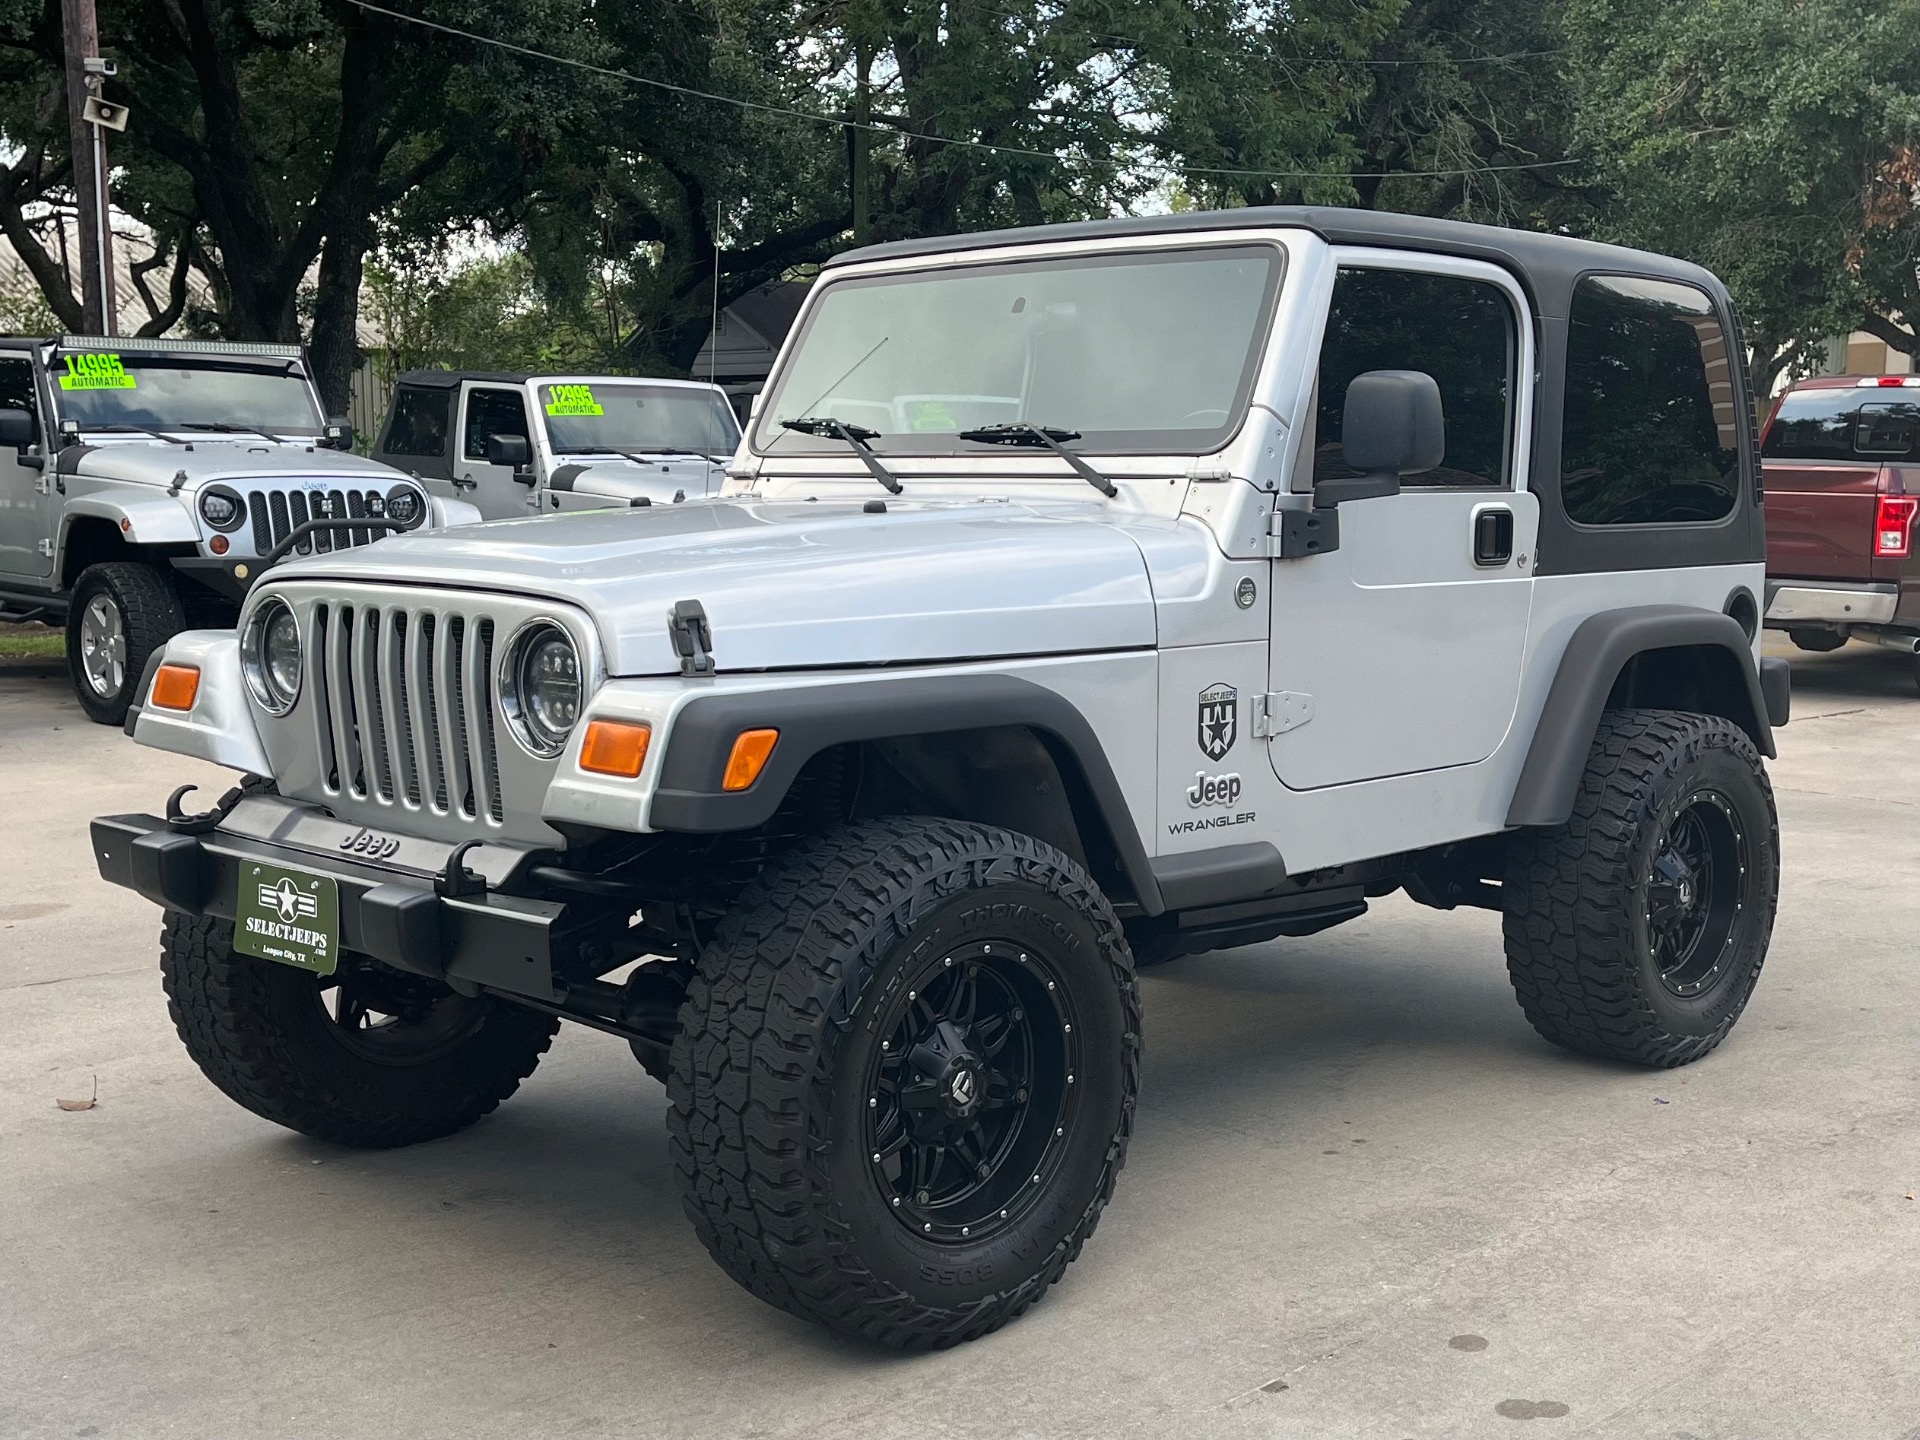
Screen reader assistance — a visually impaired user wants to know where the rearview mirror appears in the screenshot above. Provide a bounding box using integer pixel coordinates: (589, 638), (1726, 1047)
(0, 406), (35, 449)
(485, 433), (531, 469)
(322, 417), (354, 451)
(1315, 370), (1445, 509)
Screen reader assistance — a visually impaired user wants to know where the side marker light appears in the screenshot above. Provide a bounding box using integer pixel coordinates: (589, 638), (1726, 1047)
(723, 729), (780, 791)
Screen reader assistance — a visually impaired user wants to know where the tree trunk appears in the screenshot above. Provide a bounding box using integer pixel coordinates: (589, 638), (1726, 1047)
(309, 231), (366, 416)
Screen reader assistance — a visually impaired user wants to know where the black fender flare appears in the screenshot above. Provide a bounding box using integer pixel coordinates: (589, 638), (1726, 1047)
(1505, 604), (1780, 829)
(649, 673), (1167, 914)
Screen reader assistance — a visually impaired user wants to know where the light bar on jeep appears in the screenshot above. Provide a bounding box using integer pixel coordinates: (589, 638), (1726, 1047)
(57, 335), (306, 359)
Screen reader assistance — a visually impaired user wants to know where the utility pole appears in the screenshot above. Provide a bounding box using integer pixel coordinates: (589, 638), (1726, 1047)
(851, 41), (871, 244)
(60, 0), (116, 334)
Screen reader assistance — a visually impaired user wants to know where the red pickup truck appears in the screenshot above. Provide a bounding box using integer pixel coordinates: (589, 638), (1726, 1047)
(1761, 374), (1920, 690)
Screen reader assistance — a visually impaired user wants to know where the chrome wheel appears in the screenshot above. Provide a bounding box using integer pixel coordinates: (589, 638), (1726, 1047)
(79, 594), (126, 698)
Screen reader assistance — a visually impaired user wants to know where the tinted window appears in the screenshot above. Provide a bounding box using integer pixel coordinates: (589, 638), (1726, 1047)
(464, 387), (529, 460)
(1762, 389), (1920, 462)
(1857, 400), (1919, 458)
(384, 385), (450, 457)
(1562, 276), (1739, 525)
(0, 356), (36, 419)
(1315, 268), (1515, 487)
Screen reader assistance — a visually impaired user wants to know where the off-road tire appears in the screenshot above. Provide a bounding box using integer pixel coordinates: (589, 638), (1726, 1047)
(66, 561), (185, 725)
(1786, 626), (1846, 653)
(160, 912), (559, 1147)
(668, 817), (1141, 1349)
(1503, 709), (1779, 1068)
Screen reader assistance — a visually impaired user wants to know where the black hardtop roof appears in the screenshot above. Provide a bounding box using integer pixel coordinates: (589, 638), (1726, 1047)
(825, 206), (1728, 317)
(396, 369), (533, 388)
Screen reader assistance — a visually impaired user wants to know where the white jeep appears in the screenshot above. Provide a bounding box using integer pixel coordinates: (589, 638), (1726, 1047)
(93, 208), (1791, 1349)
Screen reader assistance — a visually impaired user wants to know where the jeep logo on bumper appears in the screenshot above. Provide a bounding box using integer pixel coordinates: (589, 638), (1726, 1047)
(339, 827), (401, 860)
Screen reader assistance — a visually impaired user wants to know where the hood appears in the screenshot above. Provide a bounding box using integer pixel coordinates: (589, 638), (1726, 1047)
(61, 437), (405, 491)
(267, 498), (1159, 675)
(551, 454), (726, 506)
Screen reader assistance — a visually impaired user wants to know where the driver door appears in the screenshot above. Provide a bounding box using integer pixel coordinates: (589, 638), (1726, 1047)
(456, 383), (536, 519)
(1267, 251), (1538, 791)
(0, 354), (52, 578)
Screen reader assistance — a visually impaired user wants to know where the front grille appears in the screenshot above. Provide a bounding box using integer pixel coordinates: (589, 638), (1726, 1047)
(247, 486), (389, 556)
(309, 601), (503, 824)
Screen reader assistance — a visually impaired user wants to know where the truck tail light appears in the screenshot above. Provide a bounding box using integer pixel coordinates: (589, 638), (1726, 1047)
(1874, 495), (1916, 558)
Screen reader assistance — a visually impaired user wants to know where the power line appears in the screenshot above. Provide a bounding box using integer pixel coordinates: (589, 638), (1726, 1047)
(346, 1), (1579, 183)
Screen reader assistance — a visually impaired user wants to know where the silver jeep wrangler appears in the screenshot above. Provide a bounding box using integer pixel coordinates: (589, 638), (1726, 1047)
(0, 336), (472, 724)
(93, 209), (1791, 1349)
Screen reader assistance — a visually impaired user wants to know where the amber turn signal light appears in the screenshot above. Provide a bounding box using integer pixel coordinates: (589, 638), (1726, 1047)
(579, 718), (651, 778)
(722, 728), (779, 791)
(150, 664), (201, 711)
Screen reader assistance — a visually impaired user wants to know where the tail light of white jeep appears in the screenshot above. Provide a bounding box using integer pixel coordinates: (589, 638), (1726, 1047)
(1874, 495), (1916, 558)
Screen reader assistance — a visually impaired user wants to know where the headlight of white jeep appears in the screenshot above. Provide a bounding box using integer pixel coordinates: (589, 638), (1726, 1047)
(240, 596), (302, 715)
(501, 621), (581, 758)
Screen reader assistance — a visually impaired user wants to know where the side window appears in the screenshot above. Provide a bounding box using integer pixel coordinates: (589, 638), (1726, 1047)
(1316, 267), (1516, 488)
(464, 387), (529, 460)
(0, 355), (37, 420)
(384, 385), (449, 457)
(1561, 276), (1740, 525)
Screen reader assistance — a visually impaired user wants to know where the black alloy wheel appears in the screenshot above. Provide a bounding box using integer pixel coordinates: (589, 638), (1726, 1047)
(317, 957), (490, 1064)
(864, 941), (1078, 1245)
(1645, 790), (1747, 999)
(669, 816), (1140, 1348)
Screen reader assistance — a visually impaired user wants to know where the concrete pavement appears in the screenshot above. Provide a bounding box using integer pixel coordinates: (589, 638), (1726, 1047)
(1, 637), (1914, 1440)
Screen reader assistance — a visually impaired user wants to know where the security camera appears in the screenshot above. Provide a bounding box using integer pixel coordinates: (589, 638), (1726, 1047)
(82, 56), (116, 77)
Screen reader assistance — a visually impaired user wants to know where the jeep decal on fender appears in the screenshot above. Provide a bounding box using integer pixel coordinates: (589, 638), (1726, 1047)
(1187, 771), (1243, 808)
(1198, 682), (1237, 761)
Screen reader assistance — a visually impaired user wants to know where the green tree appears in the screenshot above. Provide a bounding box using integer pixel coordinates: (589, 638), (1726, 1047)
(1566, 0), (1920, 394)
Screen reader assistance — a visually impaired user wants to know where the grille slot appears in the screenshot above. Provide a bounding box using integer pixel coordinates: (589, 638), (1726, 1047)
(241, 486), (393, 557)
(309, 600), (501, 823)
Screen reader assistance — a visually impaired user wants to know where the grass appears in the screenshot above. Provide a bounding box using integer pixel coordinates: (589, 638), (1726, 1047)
(0, 626), (64, 659)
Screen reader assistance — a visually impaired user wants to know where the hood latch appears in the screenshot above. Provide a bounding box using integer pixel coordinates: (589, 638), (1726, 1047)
(669, 599), (716, 678)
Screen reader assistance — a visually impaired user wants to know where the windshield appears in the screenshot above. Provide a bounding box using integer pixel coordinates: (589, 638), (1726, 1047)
(753, 244), (1283, 456)
(538, 382), (740, 455)
(50, 350), (323, 433)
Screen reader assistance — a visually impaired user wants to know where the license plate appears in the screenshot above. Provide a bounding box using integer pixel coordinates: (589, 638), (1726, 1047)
(234, 861), (340, 976)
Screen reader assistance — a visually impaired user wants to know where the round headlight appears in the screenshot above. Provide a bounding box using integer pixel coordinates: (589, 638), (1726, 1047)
(502, 622), (581, 757)
(384, 485), (423, 529)
(241, 597), (302, 715)
(199, 486), (244, 531)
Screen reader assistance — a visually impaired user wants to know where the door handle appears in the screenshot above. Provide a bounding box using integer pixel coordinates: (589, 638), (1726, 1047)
(1472, 506), (1514, 567)
(453, 473), (477, 491)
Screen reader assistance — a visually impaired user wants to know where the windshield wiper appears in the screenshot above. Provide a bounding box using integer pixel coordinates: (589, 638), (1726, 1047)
(956, 423), (1117, 498)
(779, 416), (902, 494)
(180, 421), (288, 443)
(74, 423), (189, 446)
(554, 445), (726, 464)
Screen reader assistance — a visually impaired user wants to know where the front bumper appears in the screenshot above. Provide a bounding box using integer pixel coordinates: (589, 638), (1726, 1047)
(91, 796), (566, 1001)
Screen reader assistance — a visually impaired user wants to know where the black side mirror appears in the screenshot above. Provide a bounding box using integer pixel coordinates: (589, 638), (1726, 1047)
(323, 418), (354, 450)
(1316, 369), (1445, 509)
(0, 406), (36, 448)
(484, 433), (531, 470)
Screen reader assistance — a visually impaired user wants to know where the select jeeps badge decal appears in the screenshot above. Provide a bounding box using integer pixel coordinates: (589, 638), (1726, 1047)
(1187, 771), (1242, 808)
(1198, 682), (1237, 761)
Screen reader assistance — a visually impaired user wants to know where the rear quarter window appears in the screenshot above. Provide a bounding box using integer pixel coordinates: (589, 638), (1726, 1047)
(1561, 276), (1741, 526)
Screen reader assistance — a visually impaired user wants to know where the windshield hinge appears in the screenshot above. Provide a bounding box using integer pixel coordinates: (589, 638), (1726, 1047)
(668, 599), (716, 678)
(1185, 467), (1232, 483)
(1251, 691), (1314, 738)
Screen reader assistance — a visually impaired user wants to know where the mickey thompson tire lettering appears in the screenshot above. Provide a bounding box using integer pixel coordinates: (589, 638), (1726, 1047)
(666, 816), (1141, 1349)
(159, 913), (559, 1148)
(1501, 709), (1779, 1069)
